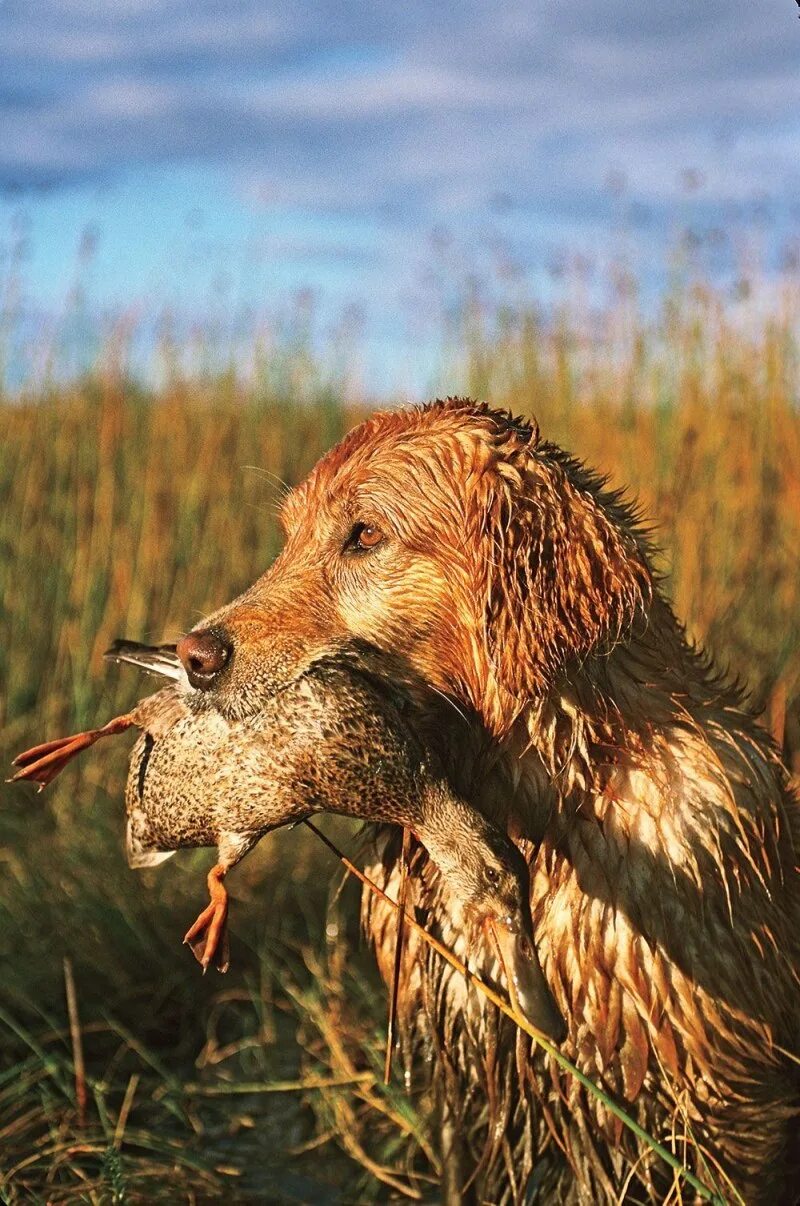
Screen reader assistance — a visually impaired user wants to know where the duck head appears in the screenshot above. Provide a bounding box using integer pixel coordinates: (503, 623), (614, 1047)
(425, 813), (566, 1044)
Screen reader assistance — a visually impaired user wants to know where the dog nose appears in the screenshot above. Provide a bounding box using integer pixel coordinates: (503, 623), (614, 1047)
(176, 628), (232, 690)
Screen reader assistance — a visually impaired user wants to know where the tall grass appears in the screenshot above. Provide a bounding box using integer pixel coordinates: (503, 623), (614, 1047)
(1, 276), (798, 1201)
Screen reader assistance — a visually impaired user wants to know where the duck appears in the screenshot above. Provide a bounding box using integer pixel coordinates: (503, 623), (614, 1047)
(10, 642), (566, 1043)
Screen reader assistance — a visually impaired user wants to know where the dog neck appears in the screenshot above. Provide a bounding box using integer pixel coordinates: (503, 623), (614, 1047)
(487, 593), (778, 852)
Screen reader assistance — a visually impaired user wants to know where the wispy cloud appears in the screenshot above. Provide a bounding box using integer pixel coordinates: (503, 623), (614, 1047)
(1, 0), (798, 402)
(1, 0), (797, 215)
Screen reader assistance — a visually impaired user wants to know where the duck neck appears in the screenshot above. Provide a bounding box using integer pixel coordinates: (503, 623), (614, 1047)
(412, 781), (493, 885)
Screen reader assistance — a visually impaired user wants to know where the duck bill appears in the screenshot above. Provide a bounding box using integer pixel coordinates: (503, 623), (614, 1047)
(486, 917), (566, 1044)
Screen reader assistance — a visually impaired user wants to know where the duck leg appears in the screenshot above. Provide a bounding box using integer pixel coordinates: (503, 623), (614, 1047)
(9, 714), (135, 790)
(183, 864), (231, 974)
(182, 835), (261, 974)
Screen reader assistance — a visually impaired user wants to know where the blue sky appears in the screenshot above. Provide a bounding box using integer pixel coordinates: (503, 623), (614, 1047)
(1, 0), (799, 395)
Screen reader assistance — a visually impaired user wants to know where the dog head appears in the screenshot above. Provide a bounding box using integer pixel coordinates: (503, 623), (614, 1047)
(178, 398), (652, 733)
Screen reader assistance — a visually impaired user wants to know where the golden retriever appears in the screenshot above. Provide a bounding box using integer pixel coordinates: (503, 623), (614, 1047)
(178, 397), (800, 1204)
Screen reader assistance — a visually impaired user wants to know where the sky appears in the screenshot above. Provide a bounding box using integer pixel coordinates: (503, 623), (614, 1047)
(1, 0), (799, 395)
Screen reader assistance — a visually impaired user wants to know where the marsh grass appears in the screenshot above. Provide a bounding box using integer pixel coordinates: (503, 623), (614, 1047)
(1, 275), (799, 1201)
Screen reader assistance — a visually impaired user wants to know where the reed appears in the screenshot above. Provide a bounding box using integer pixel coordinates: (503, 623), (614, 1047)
(1, 272), (798, 1199)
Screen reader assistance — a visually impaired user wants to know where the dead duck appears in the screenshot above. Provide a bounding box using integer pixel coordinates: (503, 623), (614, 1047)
(10, 646), (565, 1043)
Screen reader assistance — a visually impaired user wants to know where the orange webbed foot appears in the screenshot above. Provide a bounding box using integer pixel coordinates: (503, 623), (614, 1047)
(9, 714), (135, 789)
(183, 864), (230, 974)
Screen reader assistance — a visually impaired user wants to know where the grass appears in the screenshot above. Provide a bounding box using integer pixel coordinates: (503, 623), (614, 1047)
(1, 273), (799, 1201)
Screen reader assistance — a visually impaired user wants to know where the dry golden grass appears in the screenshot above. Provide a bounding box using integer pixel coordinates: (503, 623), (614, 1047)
(1, 278), (798, 1200)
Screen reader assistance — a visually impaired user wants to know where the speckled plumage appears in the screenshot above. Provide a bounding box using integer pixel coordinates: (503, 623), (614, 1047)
(125, 664), (503, 871)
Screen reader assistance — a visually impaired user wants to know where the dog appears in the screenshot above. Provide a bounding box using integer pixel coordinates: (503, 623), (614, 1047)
(175, 397), (800, 1203)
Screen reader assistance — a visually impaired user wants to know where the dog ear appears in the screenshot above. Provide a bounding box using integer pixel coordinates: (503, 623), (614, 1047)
(481, 441), (652, 701)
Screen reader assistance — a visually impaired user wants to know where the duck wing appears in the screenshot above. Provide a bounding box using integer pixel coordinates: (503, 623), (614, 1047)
(125, 730), (177, 869)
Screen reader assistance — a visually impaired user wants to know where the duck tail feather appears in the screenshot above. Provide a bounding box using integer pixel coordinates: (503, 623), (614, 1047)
(105, 639), (183, 681)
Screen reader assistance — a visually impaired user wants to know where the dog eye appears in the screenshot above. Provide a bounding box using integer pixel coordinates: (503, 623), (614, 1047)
(344, 522), (384, 553)
(484, 866), (501, 887)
